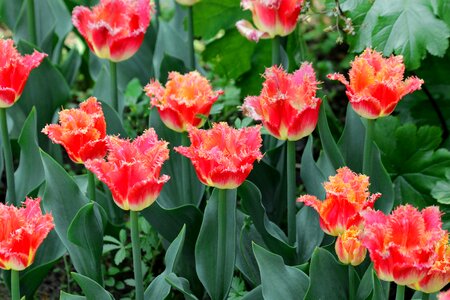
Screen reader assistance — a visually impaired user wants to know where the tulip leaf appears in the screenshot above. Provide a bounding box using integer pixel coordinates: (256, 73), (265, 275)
(144, 225), (186, 300)
(60, 48), (82, 86)
(318, 102), (345, 169)
(296, 206), (324, 264)
(300, 136), (328, 199)
(195, 188), (237, 300)
(305, 248), (349, 300)
(41, 150), (104, 284)
(238, 181), (297, 265)
(242, 286), (263, 300)
(71, 272), (114, 300)
(60, 292), (86, 300)
(253, 243), (310, 300)
(165, 273), (199, 300)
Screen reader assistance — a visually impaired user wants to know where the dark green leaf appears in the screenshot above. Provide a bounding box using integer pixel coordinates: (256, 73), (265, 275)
(60, 291), (86, 300)
(60, 48), (82, 86)
(241, 286), (263, 300)
(296, 206), (324, 264)
(71, 272), (113, 300)
(318, 101), (345, 169)
(165, 273), (199, 300)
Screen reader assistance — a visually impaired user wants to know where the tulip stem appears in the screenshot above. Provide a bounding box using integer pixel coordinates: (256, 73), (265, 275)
(88, 170), (96, 202)
(110, 61), (119, 114)
(363, 119), (374, 175)
(422, 293), (429, 300)
(130, 211), (143, 300)
(0, 108), (16, 205)
(27, 0), (37, 45)
(272, 36), (281, 66)
(187, 6), (195, 70)
(217, 188), (231, 297)
(11, 270), (20, 300)
(395, 285), (405, 300)
(348, 265), (356, 300)
(287, 140), (296, 245)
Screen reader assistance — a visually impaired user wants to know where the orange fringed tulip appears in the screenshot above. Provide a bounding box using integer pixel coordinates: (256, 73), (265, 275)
(42, 97), (107, 164)
(175, 122), (263, 189)
(0, 39), (46, 108)
(242, 64), (321, 141)
(72, 0), (153, 62)
(145, 71), (223, 132)
(362, 205), (448, 287)
(85, 129), (170, 211)
(236, 0), (303, 42)
(335, 226), (367, 266)
(0, 198), (54, 271)
(328, 48), (423, 119)
(297, 167), (380, 236)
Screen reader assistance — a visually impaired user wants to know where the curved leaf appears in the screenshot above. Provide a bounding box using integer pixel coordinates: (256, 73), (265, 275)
(71, 273), (113, 300)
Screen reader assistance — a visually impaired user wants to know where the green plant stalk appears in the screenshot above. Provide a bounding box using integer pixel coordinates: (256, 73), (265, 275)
(422, 293), (429, 300)
(363, 119), (374, 175)
(395, 285), (405, 300)
(217, 188), (228, 297)
(11, 270), (20, 300)
(348, 265), (356, 300)
(187, 6), (195, 70)
(27, 0), (37, 45)
(88, 170), (96, 202)
(130, 211), (144, 300)
(287, 140), (296, 245)
(272, 36), (281, 66)
(110, 61), (119, 113)
(0, 108), (16, 205)
(63, 254), (71, 293)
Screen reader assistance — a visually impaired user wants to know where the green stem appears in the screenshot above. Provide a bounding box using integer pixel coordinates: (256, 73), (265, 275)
(287, 140), (296, 245)
(187, 6), (195, 70)
(395, 285), (405, 300)
(363, 119), (374, 175)
(27, 0), (37, 45)
(217, 188), (227, 295)
(348, 265), (356, 300)
(11, 270), (20, 300)
(109, 61), (119, 113)
(0, 108), (15, 205)
(88, 170), (96, 202)
(422, 293), (429, 300)
(272, 36), (281, 66)
(130, 211), (143, 300)
(63, 254), (71, 293)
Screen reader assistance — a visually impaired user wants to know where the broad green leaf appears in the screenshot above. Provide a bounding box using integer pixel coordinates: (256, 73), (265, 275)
(242, 286), (263, 300)
(371, 270), (388, 300)
(305, 248), (349, 300)
(165, 273), (199, 300)
(300, 136), (327, 199)
(356, 264), (374, 300)
(296, 206), (324, 264)
(60, 292), (86, 300)
(238, 181), (297, 264)
(145, 226), (186, 300)
(432, 0), (450, 26)
(60, 48), (82, 86)
(41, 150), (104, 284)
(71, 273), (113, 300)
(318, 102), (345, 169)
(431, 180), (450, 204)
(195, 188), (237, 300)
(253, 243), (309, 300)
(101, 100), (128, 137)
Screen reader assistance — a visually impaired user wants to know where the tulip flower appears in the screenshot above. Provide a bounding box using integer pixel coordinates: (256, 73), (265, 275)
(0, 198), (54, 271)
(438, 290), (450, 300)
(327, 48), (423, 119)
(175, 122), (263, 189)
(335, 226), (367, 266)
(85, 129), (170, 211)
(72, 0), (153, 62)
(361, 205), (447, 286)
(242, 64), (321, 141)
(297, 167), (380, 236)
(145, 71), (223, 132)
(42, 97), (107, 164)
(236, 0), (303, 42)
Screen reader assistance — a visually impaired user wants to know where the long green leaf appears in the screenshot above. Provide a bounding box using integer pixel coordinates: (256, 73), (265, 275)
(71, 273), (113, 300)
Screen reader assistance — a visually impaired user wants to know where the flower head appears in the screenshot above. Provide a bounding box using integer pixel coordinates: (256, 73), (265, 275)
(438, 290), (450, 300)
(42, 97), (107, 164)
(0, 39), (46, 108)
(361, 205), (447, 286)
(0, 198), (54, 271)
(236, 0), (303, 42)
(297, 167), (380, 236)
(145, 71), (223, 132)
(335, 226), (367, 266)
(175, 122), (263, 189)
(242, 64), (321, 141)
(85, 129), (170, 211)
(72, 0), (153, 62)
(327, 48), (423, 119)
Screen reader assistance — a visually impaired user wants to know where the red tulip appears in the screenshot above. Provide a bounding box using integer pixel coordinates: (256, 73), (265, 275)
(297, 167), (380, 236)
(242, 64), (321, 141)
(72, 0), (153, 62)
(328, 48), (424, 119)
(85, 129), (170, 211)
(0, 39), (46, 108)
(0, 198), (54, 271)
(236, 0), (303, 42)
(438, 289), (450, 300)
(145, 71), (223, 132)
(42, 97), (107, 164)
(175, 122), (263, 189)
(335, 226), (367, 266)
(361, 205), (447, 286)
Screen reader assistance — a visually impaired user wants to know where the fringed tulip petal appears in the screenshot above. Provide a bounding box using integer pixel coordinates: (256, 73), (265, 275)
(236, 20), (270, 42)
(335, 226), (367, 266)
(0, 198), (54, 271)
(175, 122), (263, 189)
(42, 97), (107, 164)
